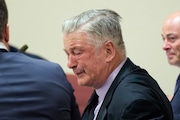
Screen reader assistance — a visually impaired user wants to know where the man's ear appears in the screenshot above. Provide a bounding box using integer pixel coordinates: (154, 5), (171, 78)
(3, 25), (9, 42)
(104, 40), (115, 62)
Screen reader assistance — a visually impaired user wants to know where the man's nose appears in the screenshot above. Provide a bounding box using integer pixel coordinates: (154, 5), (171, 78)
(67, 55), (77, 69)
(162, 40), (170, 50)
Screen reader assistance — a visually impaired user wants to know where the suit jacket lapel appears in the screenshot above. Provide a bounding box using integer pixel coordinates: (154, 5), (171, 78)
(96, 58), (136, 119)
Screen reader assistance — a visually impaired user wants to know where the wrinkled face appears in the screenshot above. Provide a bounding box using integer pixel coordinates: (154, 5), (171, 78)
(162, 16), (180, 67)
(63, 32), (109, 88)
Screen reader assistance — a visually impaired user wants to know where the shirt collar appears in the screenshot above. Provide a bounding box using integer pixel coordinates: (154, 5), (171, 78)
(95, 57), (127, 103)
(0, 42), (8, 51)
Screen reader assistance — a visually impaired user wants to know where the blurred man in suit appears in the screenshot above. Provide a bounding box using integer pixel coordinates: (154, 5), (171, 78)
(62, 9), (173, 120)
(162, 11), (180, 120)
(0, 0), (81, 119)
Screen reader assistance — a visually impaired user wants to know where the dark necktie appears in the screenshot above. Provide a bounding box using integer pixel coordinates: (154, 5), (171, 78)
(82, 91), (99, 120)
(174, 74), (180, 93)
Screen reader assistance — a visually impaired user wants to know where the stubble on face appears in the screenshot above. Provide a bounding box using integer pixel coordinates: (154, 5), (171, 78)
(64, 32), (108, 88)
(76, 44), (108, 88)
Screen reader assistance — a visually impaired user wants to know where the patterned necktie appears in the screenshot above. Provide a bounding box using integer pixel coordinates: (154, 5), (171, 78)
(174, 74), (180, 93)
(82, 91), (99, 120)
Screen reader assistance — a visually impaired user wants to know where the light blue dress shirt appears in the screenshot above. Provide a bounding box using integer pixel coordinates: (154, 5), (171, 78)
(93, 57), (127, 120)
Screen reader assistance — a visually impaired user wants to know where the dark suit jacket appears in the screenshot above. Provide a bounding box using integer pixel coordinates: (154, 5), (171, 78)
(82, 58), (173, 120)
(9, 45), (45, 60)
(0, 52), (81, 120)
(171, 86), (180, 120)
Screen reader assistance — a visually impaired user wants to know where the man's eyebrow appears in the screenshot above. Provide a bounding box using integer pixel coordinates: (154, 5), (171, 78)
(166, 33), (175, 37)
(64, 46), (82, 52)
(161, 33), (175, 38)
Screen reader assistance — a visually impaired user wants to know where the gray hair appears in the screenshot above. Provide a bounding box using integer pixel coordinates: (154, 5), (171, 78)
(62, 9), (126, 54)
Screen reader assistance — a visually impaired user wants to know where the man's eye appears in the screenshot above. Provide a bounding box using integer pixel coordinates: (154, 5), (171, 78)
(73, 50), (82, 55)
(169, 37), (175, 40)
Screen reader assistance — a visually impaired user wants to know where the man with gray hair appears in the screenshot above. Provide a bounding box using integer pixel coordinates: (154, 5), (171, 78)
(62, 9), (173, 120)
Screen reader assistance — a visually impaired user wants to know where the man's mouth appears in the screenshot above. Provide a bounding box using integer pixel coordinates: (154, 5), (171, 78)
(74, 70), (84, 76)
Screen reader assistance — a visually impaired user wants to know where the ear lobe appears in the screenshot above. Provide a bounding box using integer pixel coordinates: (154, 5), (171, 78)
(3, 25), (9, 42)
(104, 41), (115, 62)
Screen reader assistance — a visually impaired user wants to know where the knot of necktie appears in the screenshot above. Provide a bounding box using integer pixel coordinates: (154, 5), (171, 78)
(82, 91), (99, 120)
(92, 92), (99, 109)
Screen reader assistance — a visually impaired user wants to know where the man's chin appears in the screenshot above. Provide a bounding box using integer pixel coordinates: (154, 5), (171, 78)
(77, 79), (93, 87)
(168, 60), (178, 66)
(168, 61), (175, 65)
(77, 78), (86, 86)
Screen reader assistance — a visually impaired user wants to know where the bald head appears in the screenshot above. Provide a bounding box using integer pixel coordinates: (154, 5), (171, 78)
(163, 12), (180, 32)
(162, 11), (180, 67)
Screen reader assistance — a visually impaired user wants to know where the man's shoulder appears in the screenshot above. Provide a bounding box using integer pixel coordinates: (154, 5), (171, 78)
(9, 45), (46, 60)
(16, 53), (62, 70)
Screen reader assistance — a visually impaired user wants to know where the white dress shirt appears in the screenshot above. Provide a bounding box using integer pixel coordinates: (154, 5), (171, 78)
(0, 42), (8, 51)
